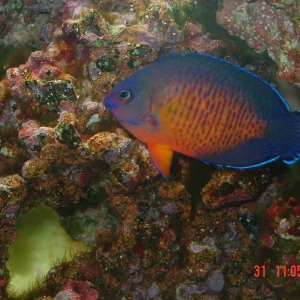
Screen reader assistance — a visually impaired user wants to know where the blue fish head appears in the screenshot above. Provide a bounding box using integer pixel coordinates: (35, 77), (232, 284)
(103, 70), (155, 129)
(104, 97), (116, 111)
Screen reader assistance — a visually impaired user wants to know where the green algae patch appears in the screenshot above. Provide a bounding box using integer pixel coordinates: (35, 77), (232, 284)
(6, 205), (87, 297)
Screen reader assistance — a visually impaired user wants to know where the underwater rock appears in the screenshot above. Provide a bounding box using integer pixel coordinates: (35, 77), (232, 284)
(29, 79), (77, 109)
(183, 22), (224, 54)
(0, 0), (63, 47)
(25, 50), (62, 79)
(78, 261), (101, 279)
(55, 112), (81, 149)
(201, 168), (270, 209)
(267, 197), (300, 239)
(85, 131), (158, 191)
(206, 269), (225, 292)
(54, 279), (98, 300)
(84, 132), (132, 163)
(21, 158), (51, 179)
(19, 119), (55, 151)
(0, 0), (100, 48)
(61, 207), (119, 246)
(95, 56), (117, 72)
(217, 0), (300, 85)
(158, 181), (187, 200)
(0, 173), (26, 207)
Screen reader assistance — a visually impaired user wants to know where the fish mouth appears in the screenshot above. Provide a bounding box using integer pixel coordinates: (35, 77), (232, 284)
(104, 98), (116, 111)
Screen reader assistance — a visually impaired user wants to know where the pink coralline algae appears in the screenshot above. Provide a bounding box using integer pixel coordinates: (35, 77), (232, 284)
(217, 0), (300, 85)
(54, 279), (98, 300)
(267, 197), (300, 220)
(267, 197), (300, 238)
(0, 0), (63, 47)
(160, 226), (177, 242)
(255, 196), (300, 294)
(260, 231), (275, 249)
(78, 261), (100, 279)
(183, 22), (223, 54)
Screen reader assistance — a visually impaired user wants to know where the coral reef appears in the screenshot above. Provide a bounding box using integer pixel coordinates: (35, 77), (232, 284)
(0, 0), (300, 299)
(217, 0), (300, 86)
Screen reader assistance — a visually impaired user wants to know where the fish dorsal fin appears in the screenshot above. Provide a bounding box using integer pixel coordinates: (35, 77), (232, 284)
(159, 49), (187, 61)
(148, 144), (173, 179)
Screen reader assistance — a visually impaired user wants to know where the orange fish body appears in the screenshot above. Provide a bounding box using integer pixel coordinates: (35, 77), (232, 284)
(104, 53), (300, 178)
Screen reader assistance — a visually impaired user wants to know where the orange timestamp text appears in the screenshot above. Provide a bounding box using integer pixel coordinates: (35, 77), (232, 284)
(254, 265), (300, 278)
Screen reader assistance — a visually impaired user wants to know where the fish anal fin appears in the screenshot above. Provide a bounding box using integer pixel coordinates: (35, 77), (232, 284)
(148, 144), (173, 179)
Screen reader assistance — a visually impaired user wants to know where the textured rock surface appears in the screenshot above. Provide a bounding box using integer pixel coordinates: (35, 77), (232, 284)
(217, 0), (300, 85)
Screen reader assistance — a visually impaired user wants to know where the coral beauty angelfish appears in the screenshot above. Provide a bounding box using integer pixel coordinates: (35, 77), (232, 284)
(104, 52), (300, 179)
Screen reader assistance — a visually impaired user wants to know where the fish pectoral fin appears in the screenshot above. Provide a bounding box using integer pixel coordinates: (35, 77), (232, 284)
(148, 144), (173, 179)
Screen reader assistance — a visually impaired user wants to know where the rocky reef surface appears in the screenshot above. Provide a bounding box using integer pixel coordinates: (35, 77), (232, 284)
(217, 0), (300, 86)
(0, 0), (300, 299)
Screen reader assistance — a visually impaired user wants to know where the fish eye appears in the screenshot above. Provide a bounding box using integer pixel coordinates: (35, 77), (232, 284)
(118, 89), (132, 102)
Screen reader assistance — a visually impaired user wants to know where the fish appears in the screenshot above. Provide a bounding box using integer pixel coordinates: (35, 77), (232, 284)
(103, 52), (300, 178)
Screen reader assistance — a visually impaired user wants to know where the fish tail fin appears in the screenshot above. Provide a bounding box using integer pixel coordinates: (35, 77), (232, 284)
(268, 111), (300, 164)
